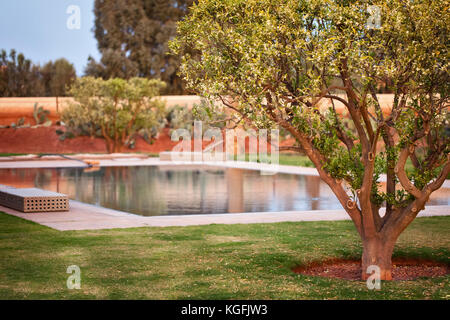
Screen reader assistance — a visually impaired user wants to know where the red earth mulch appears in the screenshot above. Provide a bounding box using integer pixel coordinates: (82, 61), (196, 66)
(293, 258), (449, 281)
(0, 125), (285, 155)
(0, 126), (179, 154)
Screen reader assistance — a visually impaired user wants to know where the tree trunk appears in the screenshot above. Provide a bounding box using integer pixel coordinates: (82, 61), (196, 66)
(113, 141), (122, 153)
(361, 236), (396, 281)
(105, 141), (111, 153)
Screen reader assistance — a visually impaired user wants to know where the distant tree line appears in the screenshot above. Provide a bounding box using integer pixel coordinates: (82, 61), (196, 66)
(1, 1), (195, 97)
(0, 49), (76, 97)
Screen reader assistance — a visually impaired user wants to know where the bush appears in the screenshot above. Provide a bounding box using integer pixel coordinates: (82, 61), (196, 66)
(60, 77), (166, 153)
(165, 99), (229, 136)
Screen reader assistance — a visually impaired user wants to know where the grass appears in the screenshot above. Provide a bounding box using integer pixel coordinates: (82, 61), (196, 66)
(230, 153), (315, 167)
(278, 154), (315, 167)
(0, 153), (28, 157)
(277, 153), (424, 171)
(0, 152), (160, 158)
(233, 152), (417, 171)
(0, 212), (448, 300)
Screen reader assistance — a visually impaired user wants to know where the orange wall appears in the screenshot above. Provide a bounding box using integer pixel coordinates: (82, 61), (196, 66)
(0, 96), (205, 125)
(0, 95), (396, 126)
(0, 97), (71, 125)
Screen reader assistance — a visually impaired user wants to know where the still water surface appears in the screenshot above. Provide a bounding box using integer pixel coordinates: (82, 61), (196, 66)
(0, 165), (448, 216)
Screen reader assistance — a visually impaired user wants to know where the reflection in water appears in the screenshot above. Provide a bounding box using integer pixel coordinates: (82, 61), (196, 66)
(227, 168), (244, 213)
(0, 166), (448, 216)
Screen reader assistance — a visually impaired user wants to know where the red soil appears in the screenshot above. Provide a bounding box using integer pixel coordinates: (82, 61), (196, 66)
(293, 258), (449, 281)
(0, 126), (179, 154)
(0, 126), (282, 154)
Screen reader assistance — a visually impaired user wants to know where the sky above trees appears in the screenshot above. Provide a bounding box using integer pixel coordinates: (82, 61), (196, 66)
(0, 0), (100, 75)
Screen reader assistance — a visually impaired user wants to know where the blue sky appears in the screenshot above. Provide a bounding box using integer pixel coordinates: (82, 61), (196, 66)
(0, 0), (101, 75)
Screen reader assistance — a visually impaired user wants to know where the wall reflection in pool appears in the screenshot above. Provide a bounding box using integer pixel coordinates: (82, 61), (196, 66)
(0, 165), (448, 216)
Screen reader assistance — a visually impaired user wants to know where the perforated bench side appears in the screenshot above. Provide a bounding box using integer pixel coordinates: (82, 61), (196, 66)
(0, 188), (69, 213)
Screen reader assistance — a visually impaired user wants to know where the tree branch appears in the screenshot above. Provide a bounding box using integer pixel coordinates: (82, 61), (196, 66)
(395, 146), (422, 198)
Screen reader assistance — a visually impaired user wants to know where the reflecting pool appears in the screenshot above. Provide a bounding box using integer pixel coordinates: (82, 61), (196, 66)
(0, 165), (448, 216)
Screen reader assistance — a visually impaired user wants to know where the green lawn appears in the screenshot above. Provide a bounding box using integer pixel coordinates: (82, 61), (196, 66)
(0, 152), (160, 158)
(231, 153), (315, 167)
(0, 153), (28, 157)
(235, 153), (422, 174)
(276, 153), (427, 172)
(278, 154), (315, 167)
(0, 212), (448, 299)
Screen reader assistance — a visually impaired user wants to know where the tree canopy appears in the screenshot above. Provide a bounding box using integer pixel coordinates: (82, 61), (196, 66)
(86, 0), (195, 94)
(171, 0), (450, 280)
(61, 77), (167, 153)
(0, 49), (76, 97)
(41, 58), (77, 97)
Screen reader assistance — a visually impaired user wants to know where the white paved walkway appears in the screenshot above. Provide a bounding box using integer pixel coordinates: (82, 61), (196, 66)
(0, 200), (449, 231)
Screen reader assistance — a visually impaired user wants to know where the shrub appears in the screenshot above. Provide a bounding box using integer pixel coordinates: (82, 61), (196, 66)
(60, 77), (166, 152)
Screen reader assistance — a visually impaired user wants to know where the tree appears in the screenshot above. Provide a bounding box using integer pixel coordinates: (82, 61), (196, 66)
(84, 50), (139, 80)
(88, 0), (195, 94)
(41, 58), (77, 111)
(0, 49), (45, 97)
(61, 77), (167, 153)
(41, 58), (76, 97)
(0, 50), (77, 98)
(171, 0), (450, 280)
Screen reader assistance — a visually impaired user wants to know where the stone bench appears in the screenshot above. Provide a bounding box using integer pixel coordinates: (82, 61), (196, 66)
(0, 186), (69, 213)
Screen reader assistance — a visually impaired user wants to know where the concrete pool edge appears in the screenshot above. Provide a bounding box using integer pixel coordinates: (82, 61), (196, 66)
(0, 157), (320, 176)
(0, 157), (449, 230)
(1, 200), (449, 231)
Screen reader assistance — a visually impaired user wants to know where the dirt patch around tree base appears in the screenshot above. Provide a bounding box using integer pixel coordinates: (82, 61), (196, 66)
(293, 258), (449, 281)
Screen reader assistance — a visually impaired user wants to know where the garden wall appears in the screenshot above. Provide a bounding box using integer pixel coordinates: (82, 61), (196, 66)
(0, 95), (397, 126)
(0, 96), (204, 126)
